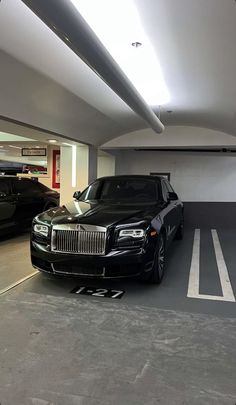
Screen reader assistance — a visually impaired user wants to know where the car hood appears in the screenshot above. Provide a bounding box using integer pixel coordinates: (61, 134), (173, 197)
(44, 190), (60, 199)
(36, 200), (162, 228)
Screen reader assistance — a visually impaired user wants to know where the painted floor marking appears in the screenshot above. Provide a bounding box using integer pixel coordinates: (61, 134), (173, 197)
(211, 229), (235, 302)
(187, 229), (235, 302)
(187, 229), (200, 298)
(0, 270), (38, 295)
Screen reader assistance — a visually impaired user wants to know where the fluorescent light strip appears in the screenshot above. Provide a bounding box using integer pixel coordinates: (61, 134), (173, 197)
(70, 0), (169, 106)
(8, 145), (22, 149)
(72, 145), (77, 187)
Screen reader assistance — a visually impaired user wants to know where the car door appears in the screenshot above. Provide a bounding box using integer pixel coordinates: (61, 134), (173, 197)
(12, 178), (44, 224)
(159, 180), (179, 246)
(164, 180), (182, 231)
(0, 178), (16, 230)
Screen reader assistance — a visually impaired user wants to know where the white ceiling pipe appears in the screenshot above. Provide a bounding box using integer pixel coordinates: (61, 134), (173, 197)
(21, 0), (164, 134)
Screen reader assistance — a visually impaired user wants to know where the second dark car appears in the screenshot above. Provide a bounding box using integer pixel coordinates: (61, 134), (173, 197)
(31, 175), (183, 283)
(0, 176), (59, 235)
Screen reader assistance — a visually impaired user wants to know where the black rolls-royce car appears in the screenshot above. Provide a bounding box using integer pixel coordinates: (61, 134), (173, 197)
(31, 175), (183, 283)
(0, 176), (59, 235)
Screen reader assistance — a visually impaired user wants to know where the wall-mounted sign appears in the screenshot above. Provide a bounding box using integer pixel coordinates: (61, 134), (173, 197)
(21, 148), (47, 157)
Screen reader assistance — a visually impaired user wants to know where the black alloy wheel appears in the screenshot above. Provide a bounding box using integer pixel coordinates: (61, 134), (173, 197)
(148, 233), (166, 284)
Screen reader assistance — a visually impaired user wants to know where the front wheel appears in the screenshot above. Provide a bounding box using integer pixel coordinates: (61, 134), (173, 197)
(148, 234), (166, 284)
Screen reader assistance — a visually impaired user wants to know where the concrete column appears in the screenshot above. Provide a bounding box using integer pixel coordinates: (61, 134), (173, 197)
(97, 150), (116, 178)
(60, 144), (89, 205)
(88, 146), (98, 183)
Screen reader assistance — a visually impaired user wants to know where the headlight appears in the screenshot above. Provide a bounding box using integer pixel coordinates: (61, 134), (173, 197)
(33, 224), (49, 237)
(119, 229), (145, 238)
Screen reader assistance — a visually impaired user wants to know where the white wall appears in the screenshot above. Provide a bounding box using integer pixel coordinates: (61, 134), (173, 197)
(115, 150), (236, 202)
(97, 151), (115, 178)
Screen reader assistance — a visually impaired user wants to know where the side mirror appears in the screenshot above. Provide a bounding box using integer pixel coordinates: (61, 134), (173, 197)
(73, 191), (81, 200)
(0, 191), (7, 198)
(167, 191), (178, 201)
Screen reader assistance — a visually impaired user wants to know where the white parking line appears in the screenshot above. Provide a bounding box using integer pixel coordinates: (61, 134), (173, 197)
(187, 229), (235, 302)
(211, 229), (235, 302)
(0, 271), (38, 295)
(187, 229), (200, 298)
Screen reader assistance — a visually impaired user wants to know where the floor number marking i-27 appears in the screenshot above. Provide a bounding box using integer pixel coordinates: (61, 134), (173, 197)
(71, 286), (125, 299)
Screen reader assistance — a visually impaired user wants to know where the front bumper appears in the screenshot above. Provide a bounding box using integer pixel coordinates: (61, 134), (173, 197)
(31, 239), (155, 279)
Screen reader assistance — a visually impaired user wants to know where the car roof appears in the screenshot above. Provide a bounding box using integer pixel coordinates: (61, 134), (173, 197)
(0, 175), (17, 178)
(0, 175), (31, 179)
(97, 175), (163, 181)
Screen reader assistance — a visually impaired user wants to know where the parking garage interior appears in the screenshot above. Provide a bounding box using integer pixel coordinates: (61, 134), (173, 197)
(0, 0), (236, 404)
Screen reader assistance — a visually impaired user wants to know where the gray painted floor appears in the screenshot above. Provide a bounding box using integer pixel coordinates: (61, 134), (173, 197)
(0, 229), (236, 404)
(0, 232), (33, 291)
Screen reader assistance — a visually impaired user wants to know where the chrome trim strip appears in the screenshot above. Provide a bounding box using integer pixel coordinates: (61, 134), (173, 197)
(51, 264), (106, 277)
(32, 265), (51, 274)
(52, 224), (106, 232)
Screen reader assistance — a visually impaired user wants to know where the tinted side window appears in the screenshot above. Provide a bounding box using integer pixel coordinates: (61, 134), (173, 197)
(164, 180), (175, 193)
(0, 179), (10, 194)
(161, 181), (169, 200)
(79, 182), (100, 201)
(13, 179), (40, 194)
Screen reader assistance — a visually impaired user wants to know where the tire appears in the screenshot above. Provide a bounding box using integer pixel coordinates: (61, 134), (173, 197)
(148, 233), (166, 284)
(175, 218), (184, 240)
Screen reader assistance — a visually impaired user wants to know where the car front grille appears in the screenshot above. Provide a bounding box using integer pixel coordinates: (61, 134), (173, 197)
(51, 224), (107, 255)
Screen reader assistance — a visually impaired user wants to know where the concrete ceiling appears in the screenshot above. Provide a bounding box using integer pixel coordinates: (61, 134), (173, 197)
(0, 0), (236, 145)
(137, 0), (236, 135)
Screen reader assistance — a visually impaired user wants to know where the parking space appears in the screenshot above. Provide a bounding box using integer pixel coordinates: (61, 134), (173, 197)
(0, 232), (37, 294)
(0, 229), (236, 404)
(1, 228), (235, 317)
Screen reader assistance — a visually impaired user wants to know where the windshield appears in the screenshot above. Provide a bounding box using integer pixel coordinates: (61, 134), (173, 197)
(79, 178), (159, 202)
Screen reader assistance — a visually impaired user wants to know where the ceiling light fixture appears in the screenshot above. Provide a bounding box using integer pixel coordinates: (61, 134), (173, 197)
(70, 0), (170, 106)
(48, 139), (57, 143)
(8, 145), (22, 149)
(62, 142), (72, 146)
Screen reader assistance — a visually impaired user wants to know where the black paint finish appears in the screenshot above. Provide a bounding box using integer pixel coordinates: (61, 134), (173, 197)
(31, 175), (183, 280)
(0, 176), (59, 235)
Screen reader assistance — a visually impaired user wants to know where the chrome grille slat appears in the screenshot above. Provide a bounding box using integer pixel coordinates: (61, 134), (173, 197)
(51, 225), (106, 255)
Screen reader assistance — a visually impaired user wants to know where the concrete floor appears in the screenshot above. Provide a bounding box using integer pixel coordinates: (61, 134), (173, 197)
(0, 232), (34, 292)
(0, 229), (236, 404)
